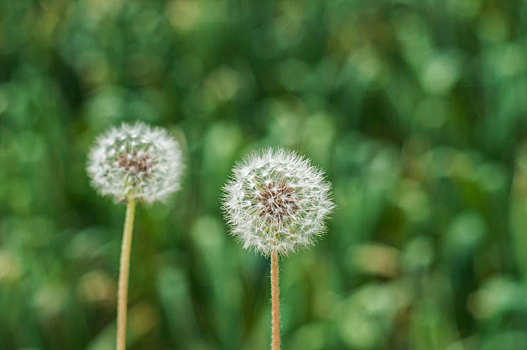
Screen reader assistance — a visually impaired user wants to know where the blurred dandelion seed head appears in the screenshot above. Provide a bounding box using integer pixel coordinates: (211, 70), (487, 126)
(87, 122), (183, 203)
(222, 148), (334, 256)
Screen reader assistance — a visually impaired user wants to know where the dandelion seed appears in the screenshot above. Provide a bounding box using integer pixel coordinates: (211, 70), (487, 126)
(222, 148), (334, 256)
(87, 122), (184, 350)
(222, 148), (334, 350)
(87, 122), (183, 204)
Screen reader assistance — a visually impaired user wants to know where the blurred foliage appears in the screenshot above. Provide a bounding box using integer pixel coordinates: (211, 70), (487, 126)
(1, 0), (527, 349)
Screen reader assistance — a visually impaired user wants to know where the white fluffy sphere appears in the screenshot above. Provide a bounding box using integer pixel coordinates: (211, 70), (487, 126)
(87, 122), (183, 203)
(222, 148), (334, 256)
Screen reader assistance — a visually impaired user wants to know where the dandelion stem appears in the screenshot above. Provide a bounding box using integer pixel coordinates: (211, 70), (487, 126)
(271, 250), (280, 350)
(117, 198), (136, 350)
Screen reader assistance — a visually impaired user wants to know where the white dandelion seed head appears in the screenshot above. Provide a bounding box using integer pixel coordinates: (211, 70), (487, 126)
(222, 148), (335, 256)
(87, 122), (184, 204)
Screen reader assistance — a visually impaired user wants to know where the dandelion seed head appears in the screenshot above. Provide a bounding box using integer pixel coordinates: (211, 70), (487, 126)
(87, 122), (183, 203)
(222, 148), (334, 256)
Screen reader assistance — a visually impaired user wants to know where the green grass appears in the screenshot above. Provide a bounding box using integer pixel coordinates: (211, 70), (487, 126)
(1, 0), (527, 349)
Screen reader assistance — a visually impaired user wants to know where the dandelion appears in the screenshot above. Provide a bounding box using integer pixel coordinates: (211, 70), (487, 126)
(87, 122), (183, 350)
(87, 122), (183, 204)
(222, 148), (334, 350)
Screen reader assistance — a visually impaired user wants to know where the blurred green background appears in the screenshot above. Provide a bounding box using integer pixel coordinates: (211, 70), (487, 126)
(2, 0), (527, 349)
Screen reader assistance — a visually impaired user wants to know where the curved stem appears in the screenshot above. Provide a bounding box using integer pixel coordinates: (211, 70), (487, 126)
(117, 198), (136, 350)
(271, 250), (280, 350)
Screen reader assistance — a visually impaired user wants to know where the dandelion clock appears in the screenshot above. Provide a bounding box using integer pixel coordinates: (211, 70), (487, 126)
(87, 122), (183, 350)
(222, 148), (334, 349)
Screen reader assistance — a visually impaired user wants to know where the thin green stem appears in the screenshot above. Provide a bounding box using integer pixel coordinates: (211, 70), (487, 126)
(117, 198), (136, 350)
(271, 250), (280, 350)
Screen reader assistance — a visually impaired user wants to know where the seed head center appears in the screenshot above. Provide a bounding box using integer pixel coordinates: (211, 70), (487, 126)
(118, 150), (151, 177)
(257, 181), (298, 223)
